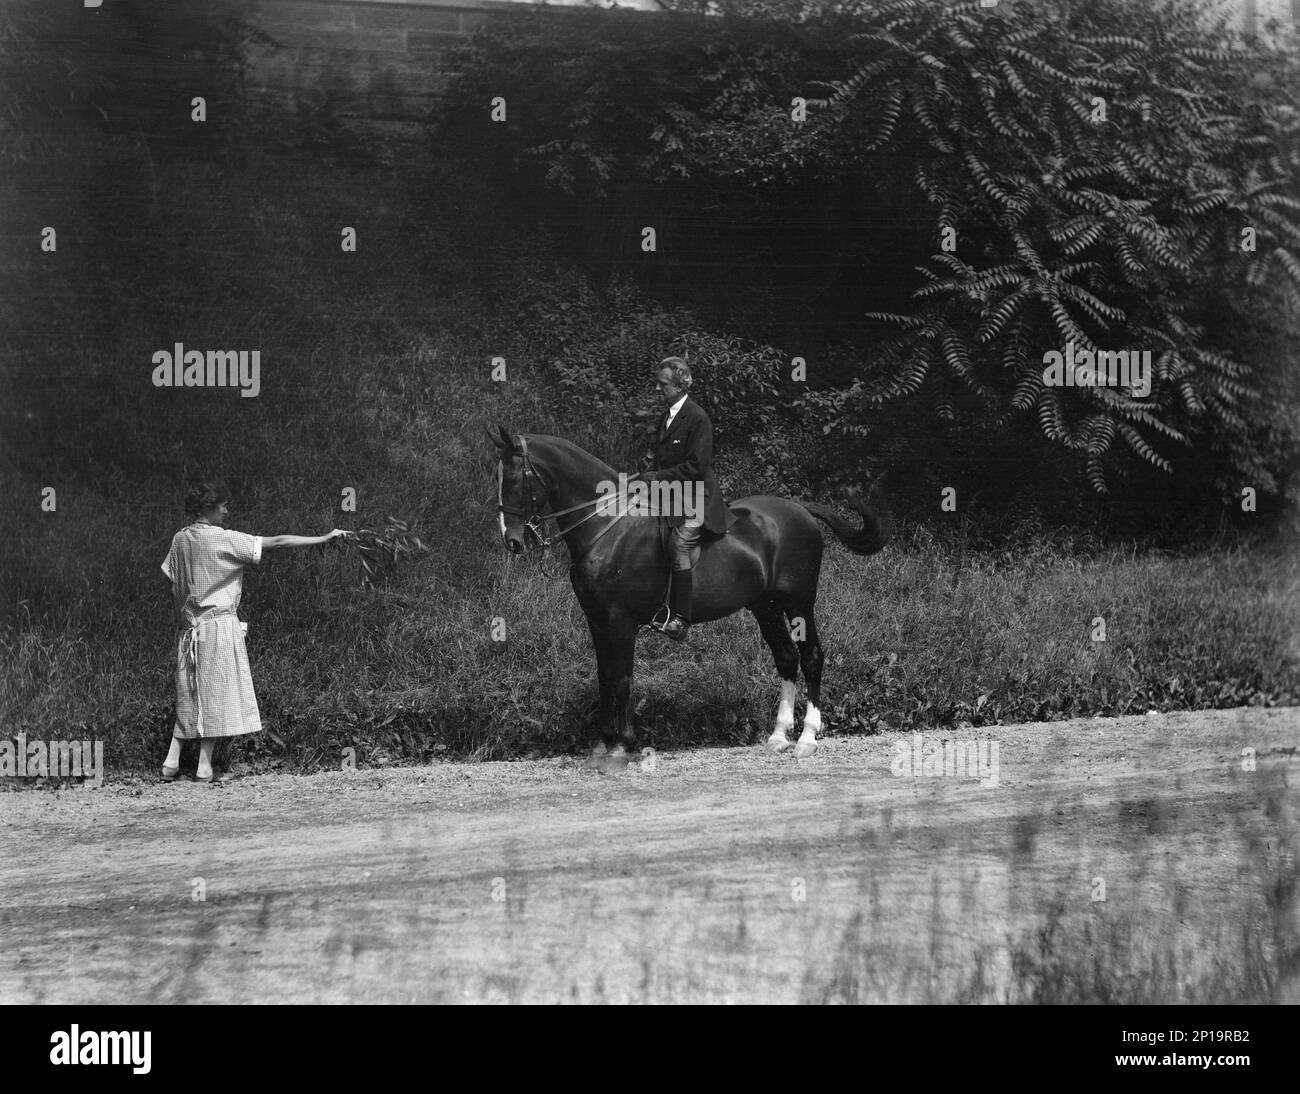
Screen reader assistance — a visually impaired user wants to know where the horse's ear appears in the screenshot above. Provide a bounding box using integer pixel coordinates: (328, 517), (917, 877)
(487, 425), (514, 453)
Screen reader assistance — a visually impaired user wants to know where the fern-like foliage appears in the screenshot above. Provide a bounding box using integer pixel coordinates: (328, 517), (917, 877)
(777, 0), (1300, 497)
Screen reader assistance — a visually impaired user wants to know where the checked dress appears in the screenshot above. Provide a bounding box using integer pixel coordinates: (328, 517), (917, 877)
(161, 522), (264, 739)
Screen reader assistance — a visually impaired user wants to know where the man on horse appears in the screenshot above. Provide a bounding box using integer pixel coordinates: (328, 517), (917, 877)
(642, 357), (737, 641)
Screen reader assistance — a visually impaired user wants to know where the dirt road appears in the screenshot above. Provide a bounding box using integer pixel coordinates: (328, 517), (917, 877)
(2, 707), (1297, 1003)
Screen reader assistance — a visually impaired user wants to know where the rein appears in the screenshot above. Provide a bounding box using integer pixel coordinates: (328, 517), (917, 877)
(497, 436), (637, 572)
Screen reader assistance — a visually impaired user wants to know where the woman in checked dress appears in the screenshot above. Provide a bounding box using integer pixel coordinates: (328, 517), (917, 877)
(160, 482), (343, 782)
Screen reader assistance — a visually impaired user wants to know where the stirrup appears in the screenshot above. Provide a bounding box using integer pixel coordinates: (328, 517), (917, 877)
(650, 611), (689, 641)
(648, 604), (673, 631)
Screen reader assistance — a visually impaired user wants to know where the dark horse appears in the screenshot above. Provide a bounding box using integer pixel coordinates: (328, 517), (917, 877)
(491, 427), (888, 762)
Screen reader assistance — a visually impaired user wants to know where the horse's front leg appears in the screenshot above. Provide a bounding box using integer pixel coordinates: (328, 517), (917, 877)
(584, 610), (639, 761)
(583, 610), (639, 773)
(608, 619), (638, 758)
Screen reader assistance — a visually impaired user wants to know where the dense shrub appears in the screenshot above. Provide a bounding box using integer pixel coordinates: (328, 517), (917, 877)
(496, 261), (809, 495)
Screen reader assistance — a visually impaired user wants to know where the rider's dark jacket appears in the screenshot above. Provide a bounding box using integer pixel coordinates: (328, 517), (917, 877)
(643, 396), (737, 534)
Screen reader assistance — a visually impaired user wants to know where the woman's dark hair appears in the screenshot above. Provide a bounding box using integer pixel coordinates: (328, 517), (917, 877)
(185, 481), (229, 518)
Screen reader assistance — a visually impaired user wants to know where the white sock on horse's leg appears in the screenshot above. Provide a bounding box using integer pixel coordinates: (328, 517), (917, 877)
(196, 739), (217, 779)
(795, 702), (821, 759)
(767, 679), (796, 752)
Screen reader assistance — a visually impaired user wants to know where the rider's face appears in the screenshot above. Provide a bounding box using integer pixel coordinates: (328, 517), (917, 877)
(655, 368), (683, 405)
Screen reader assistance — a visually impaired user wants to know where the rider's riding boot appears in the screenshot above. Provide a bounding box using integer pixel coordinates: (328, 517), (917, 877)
(662, 569), (692, 641)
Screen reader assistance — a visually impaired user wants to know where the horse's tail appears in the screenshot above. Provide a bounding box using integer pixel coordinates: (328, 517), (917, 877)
(800, 496), (891, 556)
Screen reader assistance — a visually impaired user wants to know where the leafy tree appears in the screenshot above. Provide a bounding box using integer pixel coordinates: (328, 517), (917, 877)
(783, 0), (1300, 502)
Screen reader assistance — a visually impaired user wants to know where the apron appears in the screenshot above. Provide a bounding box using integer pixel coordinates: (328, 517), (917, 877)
(174, 608), (261, 739)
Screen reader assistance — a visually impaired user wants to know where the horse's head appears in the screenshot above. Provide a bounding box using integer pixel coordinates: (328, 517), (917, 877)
(490, 425), (552, 555)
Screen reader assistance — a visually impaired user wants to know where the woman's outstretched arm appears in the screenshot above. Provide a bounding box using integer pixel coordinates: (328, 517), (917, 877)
(262, 530), (345, 550)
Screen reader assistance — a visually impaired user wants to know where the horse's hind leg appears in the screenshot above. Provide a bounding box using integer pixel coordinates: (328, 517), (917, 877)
(751, 599), (800, 753)
(790, 606), (824, 759)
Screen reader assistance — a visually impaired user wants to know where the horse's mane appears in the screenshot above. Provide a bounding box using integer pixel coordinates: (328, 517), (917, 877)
(525, 434), (618, 482)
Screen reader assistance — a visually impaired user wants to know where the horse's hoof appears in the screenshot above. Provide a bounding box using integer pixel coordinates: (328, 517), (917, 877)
(595, 747), (630, 775)
(794, 738), (817, 759)
(580, 743), (611, 771)
(639, 747), (657, 773)
(766, 732), (793, 753)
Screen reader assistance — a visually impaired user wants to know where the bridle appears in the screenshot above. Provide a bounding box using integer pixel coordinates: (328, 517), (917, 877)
(497, 436), (553, 553)
(497, 435), (637, 569)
